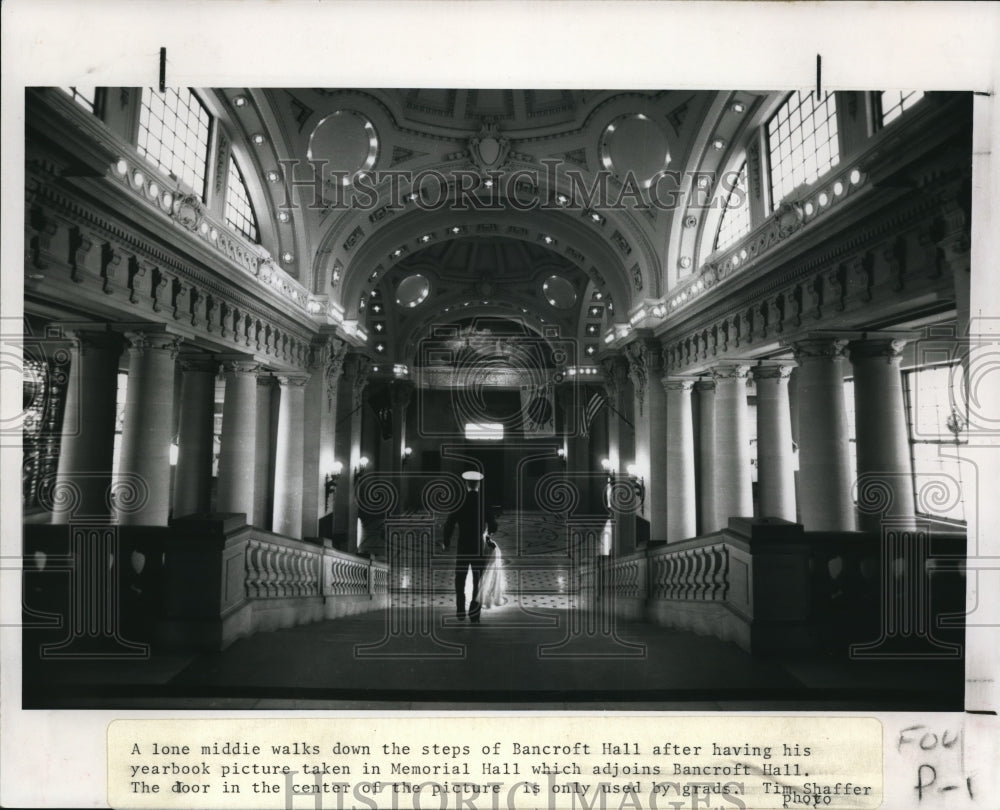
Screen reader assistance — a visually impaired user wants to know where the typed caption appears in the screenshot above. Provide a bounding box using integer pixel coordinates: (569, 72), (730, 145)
(109, 717), (881, 809)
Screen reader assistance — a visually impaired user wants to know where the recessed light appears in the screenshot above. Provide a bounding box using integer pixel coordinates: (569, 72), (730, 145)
(114, 159), (128, 176)
(233, 95), (248, 107)
(731, 101), (746, 113)
(252, 133), (265, 145)
(818, 192), (830, 207)
(282, 252), (294, 263)
(850, 168), (862, 185)
(484, 179), (494, 188)
(712, 138), (726, 150)
(833, 181), (844, 196)
(278, 211), (290, 223)
(266, 170), (280, 183)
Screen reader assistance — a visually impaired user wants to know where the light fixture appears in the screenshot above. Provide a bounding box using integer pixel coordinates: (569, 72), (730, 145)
(818, 191), (830, 207)
(252, 133), (266, 145)
(850, 168), (862, 185)
(556, 447), (567, 464)
(402, 446), (413, 466)
(712, 138), (726, 150)
(325, 460), (344, 510)
(266, 170), (280, 183)
(625, 463), (646, 510)
(282, 251), (294, 263)
(278, 210), (290, 223)
(731, 101), (746, 113)
(233, 95), (248, 107)
(114, 158), (128, 176)
(169, 440), (179, 466)
(833, 180), (844, 196)
(484, 178), (494, 188)
(355, 456), (369, 478)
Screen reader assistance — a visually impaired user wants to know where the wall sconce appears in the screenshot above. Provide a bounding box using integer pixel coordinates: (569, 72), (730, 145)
(600, 457), (614, 482)
(556, 447), (566, 464)
(402, 446), (413, 466)
(625, 463), (645, 511)
(324, 460), (343, 511)
(355, 456), (370, 479)
(169, 438), (179, 467)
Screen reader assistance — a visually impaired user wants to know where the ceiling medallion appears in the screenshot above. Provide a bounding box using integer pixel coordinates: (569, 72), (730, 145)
(468, 118), (511, 174)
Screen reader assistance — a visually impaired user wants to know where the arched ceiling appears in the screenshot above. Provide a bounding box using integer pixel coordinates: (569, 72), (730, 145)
(218, 87), (765, 359)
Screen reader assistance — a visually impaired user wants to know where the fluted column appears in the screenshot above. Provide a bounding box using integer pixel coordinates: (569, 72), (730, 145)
(662, 377), (696, 541)
(790, 337), (856, 531)
(752, 363), (797, 521)
(712, 363), (753, 527)
(216, 359), (260, 522)
(172, 353), (216, 518)
(272, 373), (310, 538)
(849, 335), (917, 532)
(695, 379), (717, 533)
(51, 329), (125, 523)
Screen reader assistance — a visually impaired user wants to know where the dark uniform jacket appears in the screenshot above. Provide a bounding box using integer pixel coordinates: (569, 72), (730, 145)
(443, 490), (498, 556)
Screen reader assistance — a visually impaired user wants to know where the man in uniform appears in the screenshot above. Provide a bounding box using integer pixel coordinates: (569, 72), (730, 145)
(440, 471), (497, 624)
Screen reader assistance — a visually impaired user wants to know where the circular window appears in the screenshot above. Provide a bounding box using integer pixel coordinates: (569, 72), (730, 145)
(542, 275), (577, 309)
(396, 274), (431, 308)
(599, 113), (670, 189)
(307, 110), (378, 186)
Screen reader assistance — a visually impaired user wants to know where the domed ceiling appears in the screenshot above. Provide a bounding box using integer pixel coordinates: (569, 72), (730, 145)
(231, 87), (764, 362)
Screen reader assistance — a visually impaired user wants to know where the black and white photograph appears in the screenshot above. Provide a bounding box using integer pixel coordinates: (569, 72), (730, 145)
(18, 80), (974, 709)
(2, 2), (999, 808)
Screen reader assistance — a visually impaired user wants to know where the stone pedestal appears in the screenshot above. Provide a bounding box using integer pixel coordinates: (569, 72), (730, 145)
(51, 329), (124, 523)
(272, 374), (310, 538)
(216, 360), (260, 523)
(791, 338), (856, 531)
(712, 364), (753, 527)
(752, 364), (797, 521)
(172, 354), (216, 518)
(663, 378), (696, 541)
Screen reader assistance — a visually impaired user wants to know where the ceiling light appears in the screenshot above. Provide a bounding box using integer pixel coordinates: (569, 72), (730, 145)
(266, 170), (280, 183)
(731, 101), (746, 113)
(712, 138), (726, 150)
(278, 210), (290, 223)
(850, 168), (862, 185)
(233, 95), (248, 107)
(252, 133), (265, 145)
(282, 252), (294, 263)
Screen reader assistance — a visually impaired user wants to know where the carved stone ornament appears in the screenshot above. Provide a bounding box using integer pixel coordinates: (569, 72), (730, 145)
(469, 118), (511, 174)
(172, 194), (204, 232)
(774, 201), (805, 239)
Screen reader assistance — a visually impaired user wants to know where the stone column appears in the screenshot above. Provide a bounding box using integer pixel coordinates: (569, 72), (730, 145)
(662, 378), (696, 541)
(272, 373), (310, 538)
(253, 377), (276, 529)
(216, 359), (260, 523)
(712, 363), (753, 527)
(390, 380), (414, 473)
(625, 337), (666, 541)
(849, 336), (917, 532)
(51, 329), (124, 523)
(695, 379), (717, 533)
(600, 355), (633, 553)
(790, 337), (856, 531)
(752, 363), (797, 521)
(302, 336), (347, 538)
(172, 353), (216, 518)
(335, 354), (371, 553)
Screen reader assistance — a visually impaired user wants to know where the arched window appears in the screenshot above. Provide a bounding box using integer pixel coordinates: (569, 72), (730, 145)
(879, 91), (925, 127)
(225, 156), (260, 243)
(766, 91), (840, 211)
(137, 87), (212, 198)
(714, 161), (751, 252)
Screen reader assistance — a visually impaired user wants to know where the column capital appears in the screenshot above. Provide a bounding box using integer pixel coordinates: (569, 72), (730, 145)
(661, 376), (695, 392)
(788, 335), (850, 360)
(218, 356), (262, 376)
(710, 362), (751, 380)
(694, 378), (716, 392)
(274, 372), (311, 388)
(177, 352), (218, 373)
(848, 333), (915, 363)
(750, 362), (796, 380)
(123, 329), (183, 357)
(58, 324), (126, 355)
